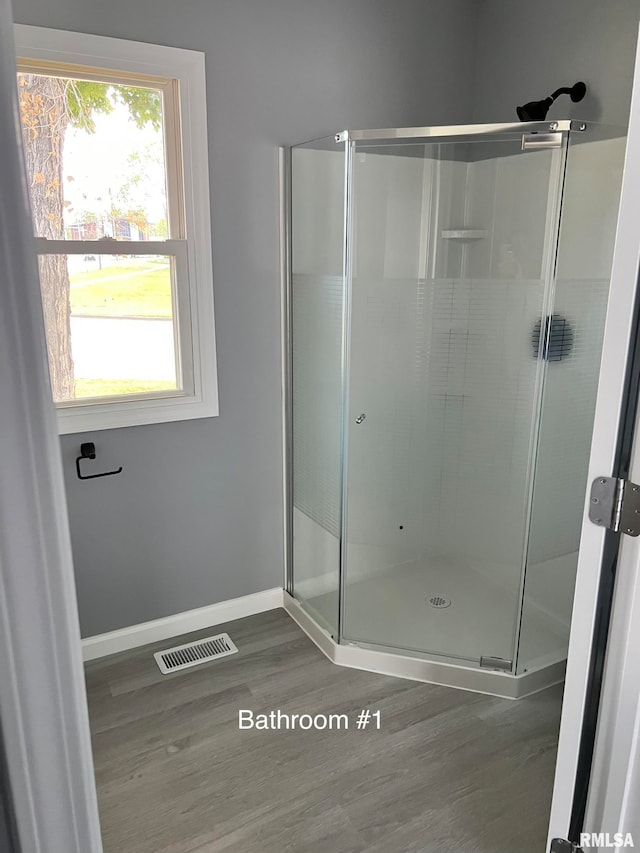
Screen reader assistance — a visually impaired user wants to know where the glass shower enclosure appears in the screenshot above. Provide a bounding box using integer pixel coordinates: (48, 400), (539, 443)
(285, 120), (625, 695)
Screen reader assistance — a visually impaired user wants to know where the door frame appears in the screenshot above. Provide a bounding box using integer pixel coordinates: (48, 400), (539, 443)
(584, 419), (640, 844)
(0, 2), (103, 851)
(547, 23), (640, 848)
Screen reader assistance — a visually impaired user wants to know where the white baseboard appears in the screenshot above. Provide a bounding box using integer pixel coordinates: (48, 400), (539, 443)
(81, 587), (285, 662)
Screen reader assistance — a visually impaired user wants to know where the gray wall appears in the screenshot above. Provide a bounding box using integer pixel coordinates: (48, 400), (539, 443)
(11, 0), (480, 636)
(473, 0), (640, 127)
(12, 0), (640, 638)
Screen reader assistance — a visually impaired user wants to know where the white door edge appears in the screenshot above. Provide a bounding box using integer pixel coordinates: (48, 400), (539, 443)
(547, 23), (640, 848)
(0, 5), (103, 851)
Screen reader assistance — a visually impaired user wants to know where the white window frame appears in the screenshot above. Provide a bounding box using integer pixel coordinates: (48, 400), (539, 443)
(14, 25), (219, 433)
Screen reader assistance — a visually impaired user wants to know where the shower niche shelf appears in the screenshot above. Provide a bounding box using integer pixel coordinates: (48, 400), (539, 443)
(441, 229), (487, 241)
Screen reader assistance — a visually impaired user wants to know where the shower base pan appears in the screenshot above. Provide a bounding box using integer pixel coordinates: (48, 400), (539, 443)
(283, 592), (566, 700)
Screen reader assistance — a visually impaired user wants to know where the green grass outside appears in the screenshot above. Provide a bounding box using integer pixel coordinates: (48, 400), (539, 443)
(70, 263), (172, 318)
(74, 378), (177, 399)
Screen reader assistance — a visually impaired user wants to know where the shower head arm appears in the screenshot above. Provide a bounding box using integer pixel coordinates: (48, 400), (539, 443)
(550, 82), (587, 103)
(550, 86), (573, 101)
(516, 81), (587, 122)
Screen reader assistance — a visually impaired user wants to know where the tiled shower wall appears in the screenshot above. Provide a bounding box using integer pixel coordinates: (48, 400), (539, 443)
(418, 276), (545, 577)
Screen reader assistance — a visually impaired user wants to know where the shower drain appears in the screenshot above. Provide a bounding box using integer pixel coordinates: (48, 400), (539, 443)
(427, 595), (451, 609)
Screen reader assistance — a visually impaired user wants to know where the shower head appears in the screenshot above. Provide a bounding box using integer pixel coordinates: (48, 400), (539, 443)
(516, 81), (587, 122)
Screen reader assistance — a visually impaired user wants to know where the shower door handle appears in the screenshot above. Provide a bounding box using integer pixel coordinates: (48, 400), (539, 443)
(355, 413), (366, 424)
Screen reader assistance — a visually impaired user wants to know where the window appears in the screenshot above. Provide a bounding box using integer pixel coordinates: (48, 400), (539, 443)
(14, 25), (218, 432)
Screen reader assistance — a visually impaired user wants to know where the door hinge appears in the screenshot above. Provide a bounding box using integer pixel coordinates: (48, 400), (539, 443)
(522, 131), (563, 151)
(479, 656), (512, 672)
(550, 840), (583, 853)
(589, 476), (640, 536)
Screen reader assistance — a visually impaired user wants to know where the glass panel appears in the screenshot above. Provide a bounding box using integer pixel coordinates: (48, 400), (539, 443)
(290, 137), (345, 635)
(342, 135), (566, 666)
(517, 128), (627, 674)
(17, 72), (168, 240)
(38, 254), (179, 402)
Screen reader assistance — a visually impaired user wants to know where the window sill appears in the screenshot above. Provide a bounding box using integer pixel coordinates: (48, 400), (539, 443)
(56, 388), (219, 434)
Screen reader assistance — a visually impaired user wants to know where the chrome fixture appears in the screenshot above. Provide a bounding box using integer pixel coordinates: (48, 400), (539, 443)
(516, 81), (587, 122)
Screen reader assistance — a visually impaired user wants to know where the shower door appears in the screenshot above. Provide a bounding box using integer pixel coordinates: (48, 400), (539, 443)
(341, 132), (568, 667)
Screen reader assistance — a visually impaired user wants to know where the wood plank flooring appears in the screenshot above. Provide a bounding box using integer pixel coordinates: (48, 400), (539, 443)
(85, 609), (563, 853)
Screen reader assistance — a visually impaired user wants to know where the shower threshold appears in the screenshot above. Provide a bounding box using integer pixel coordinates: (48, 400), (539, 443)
(283, 592), (566, 700)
